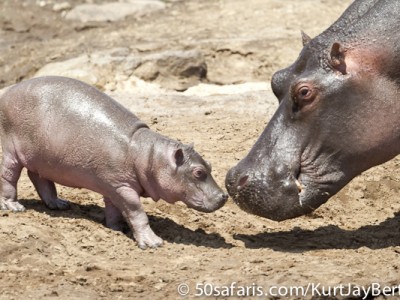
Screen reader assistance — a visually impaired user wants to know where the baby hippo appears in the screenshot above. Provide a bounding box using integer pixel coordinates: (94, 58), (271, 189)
(0, 76), (228, 249)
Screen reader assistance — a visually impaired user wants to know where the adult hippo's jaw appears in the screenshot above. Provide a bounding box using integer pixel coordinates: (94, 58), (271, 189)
(226, 0), (400, 221)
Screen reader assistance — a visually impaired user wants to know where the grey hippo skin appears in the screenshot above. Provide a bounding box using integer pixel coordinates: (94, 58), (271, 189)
(0, 76), (227, 249)
(226, 0), (400, 221)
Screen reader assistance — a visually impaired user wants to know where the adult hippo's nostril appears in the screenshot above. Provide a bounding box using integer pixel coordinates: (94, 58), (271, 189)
(225, 167), (248, 195)
(237, 175), (249, 191)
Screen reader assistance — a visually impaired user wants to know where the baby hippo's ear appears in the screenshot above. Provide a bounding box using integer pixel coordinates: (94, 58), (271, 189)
(172, 148), (185, 167)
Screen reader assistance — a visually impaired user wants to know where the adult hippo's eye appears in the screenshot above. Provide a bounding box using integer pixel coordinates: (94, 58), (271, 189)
(292, 83), (317, 112)
(297, 86), (313, 101)
(193, 167), (207, 180)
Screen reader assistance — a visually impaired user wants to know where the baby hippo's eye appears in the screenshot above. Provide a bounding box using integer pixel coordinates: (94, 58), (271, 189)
(192, 167), (207, 180)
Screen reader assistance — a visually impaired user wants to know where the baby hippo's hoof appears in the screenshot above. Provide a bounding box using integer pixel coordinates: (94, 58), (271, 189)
(45, 198), (71, 210)
(0, 198), (26, 212)
(135, 231), (164, 250)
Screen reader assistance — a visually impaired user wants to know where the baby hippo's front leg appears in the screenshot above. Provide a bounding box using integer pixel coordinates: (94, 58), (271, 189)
(106, 187), (163, 249)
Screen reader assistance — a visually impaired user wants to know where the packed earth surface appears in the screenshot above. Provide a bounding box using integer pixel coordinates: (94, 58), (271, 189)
(1, 0), (400, 299)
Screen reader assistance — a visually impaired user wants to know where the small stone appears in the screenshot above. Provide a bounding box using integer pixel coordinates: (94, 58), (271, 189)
(85, 263), (101, 272)
(53, 2), (72, 12)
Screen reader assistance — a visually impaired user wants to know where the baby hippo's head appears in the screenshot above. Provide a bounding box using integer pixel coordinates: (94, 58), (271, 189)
(156, 144), (228, 212)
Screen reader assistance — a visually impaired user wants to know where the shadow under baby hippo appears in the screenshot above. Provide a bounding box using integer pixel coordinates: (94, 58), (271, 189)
(19, 199), (233, 249)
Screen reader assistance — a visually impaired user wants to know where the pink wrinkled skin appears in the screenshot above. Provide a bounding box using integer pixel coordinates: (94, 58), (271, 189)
(0, 76), (227, 249)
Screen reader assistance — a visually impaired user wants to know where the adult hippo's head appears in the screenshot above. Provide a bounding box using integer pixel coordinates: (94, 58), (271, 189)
(225, 0), (400, 221)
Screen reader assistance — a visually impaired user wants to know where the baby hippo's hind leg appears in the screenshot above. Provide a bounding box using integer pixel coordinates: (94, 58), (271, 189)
(104, 197), (129, 233)
(27, 171), (70, 210)
(0, 154), (25, 211)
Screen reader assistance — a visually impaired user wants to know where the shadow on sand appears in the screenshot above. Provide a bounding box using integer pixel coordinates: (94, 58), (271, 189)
(19, 198), (233, 249)
(19, 199), (400, 252)
(234, 212), (400, 251)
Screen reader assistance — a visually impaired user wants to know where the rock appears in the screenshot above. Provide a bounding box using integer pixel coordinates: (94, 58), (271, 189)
(183, 82), (269, 97)
(107, 77), (276, 118)
(65, 0), (166, 23)
(34, 48), (207, 91)
(34, 55), (99, 86)
(34, 48), (139, 88)
(134, 50), (207, 91)
(53, 2), (72, 12)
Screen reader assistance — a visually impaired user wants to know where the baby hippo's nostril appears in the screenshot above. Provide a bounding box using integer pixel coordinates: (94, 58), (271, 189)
(221, 193), (229, 201)
(210, 193), (229, 211)
(237, 175), (249, 190)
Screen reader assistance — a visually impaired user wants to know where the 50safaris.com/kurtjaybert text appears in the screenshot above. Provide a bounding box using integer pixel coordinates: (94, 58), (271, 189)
(180, 282), (400, 298)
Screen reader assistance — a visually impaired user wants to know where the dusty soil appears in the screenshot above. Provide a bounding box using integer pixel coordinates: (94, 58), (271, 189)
(1, 0), (400, 299)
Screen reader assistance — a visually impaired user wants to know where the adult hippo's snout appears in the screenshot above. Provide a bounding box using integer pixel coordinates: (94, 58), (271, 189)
(225, 171), (299, 221)
(226, 153), (325, 221)
(226, 0), (400, 221)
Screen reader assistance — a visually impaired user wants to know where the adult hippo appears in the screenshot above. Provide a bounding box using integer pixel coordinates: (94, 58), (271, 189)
(226, 0), (400, 221)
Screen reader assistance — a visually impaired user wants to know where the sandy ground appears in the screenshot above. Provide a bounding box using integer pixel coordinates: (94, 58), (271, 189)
(1, 0), (400, 299)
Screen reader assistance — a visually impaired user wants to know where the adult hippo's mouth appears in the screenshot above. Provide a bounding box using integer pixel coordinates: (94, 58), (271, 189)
(225, 159), (343, 221)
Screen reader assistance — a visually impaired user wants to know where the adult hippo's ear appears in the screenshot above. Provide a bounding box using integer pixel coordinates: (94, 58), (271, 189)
(329, 42), (347, 75)
(301, 31), (312, 46)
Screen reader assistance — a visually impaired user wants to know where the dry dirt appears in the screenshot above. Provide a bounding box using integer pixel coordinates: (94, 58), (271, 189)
(1, 0), (400, 299)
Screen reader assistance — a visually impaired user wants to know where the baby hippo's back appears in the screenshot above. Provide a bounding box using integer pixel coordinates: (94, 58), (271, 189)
(0, 76), (147, 191)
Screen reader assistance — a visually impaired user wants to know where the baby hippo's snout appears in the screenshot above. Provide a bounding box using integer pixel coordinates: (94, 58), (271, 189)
(186, 186), (228, 213)
(204, 191), (229, 212)
(220, 193), (229, 203)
